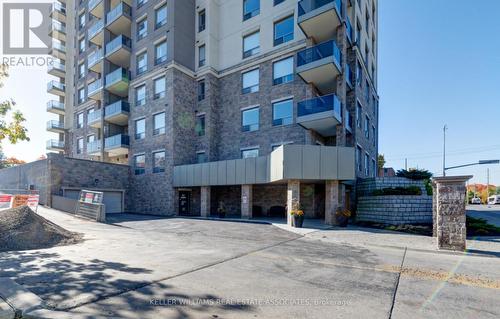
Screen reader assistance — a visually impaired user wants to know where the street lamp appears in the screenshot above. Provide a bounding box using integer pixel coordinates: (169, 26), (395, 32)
(444, 160), (500, 172)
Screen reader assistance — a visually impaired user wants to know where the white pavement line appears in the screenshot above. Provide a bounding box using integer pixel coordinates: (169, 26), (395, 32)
(0, 278), (44, 316)
(0, 298), (15, 319)
(388, 247), (407, 319)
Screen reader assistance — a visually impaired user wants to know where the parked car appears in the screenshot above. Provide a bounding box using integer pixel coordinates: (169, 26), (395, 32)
(471, 197), (482, 205)
(487, 195), (500, 205)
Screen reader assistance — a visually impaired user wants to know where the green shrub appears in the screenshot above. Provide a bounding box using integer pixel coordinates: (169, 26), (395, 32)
(424, 179), (433, 196)
(396, 169), (433, 180)
(372, 186), (422, 196)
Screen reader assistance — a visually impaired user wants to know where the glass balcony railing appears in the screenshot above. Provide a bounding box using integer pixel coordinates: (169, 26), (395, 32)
(47, 140), (64, 149)
(88, 49), (103, 67)
(89, 0), (102, 11)
(47, 100), (65, 112)
(345, 63), (353, 88)
(88, 20), (104, 39)
(47, 120), (65, 130)
(87, 140), (101, 153)
(47, 80), (65, 91)
(88, 79), (103, 95)
(107, 2), (132, 25)
(48, 60), (65, 73)
(87, 110), (102, 124)
(105, 68), (130, 87)
(52, 40), (66, 53)
(346, 15), (353, 43)
(298, 0), (342, 18)
(298, 93), (342, 120)
(297, 40), (342, 69)
(50, 21), (66, 34)
(105, 100), (130, 117)
(105, 35), (132, 55)
(52, 1), (66, 15)
(105, 134), (130, 149)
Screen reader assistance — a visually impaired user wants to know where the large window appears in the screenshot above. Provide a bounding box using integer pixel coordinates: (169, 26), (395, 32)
(137, 52), (147, 75)
(137, 0), (148, 8)
(137, 18), (147, 40)
(155, 4), (167, 28)
(198, 80), (205, 101)
(135, 85), (146, 106)
(79, 13), (85, 29)
(365, 153), (370, 176)
(77, 112), (84, 128)
(242, 69), (259, 94)
(135, 118), (146, 140)
(273, 57), (293, 85)
(243, 0), (260, 21)
(78, 63), (85, 79)
(87, 134), (95, 144)
(154, 77), (166, 99)
(134, 154), (146, 175)
(356, 60), (362, 86)
(153, 151), (165, 173)
(153, 112), (165, 135)
(198, 9), (206, 32)
(364, 116), (370, 138)
(241, 148), (259, 158)
(77, 138), (84, 154)
(243, 31), (259, 58)
(78, 88), (85, 104)
(272, 99), (293, 126)
(356, 146), (362, 172)
(274, 16), (294, 46)
(79, 38), (85, 53)
(372, 126), (376, 146)
(356, 102), (362, 128)
(196, 114), (205, 136)
(198, 45), (206, 67)
(242, 107), (259, 132)
(155, 40), (167, 64)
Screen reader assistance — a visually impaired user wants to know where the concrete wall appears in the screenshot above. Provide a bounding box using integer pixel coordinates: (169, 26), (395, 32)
(0, 159), (50, 205)
(52, 195), (77, 213)
(357, 177), (428, 197)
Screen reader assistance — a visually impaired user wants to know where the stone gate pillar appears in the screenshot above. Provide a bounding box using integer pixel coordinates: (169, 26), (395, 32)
(432, 181), (437, 237)
(287, 180), (300, 226)
(200, 186), (211, 217)
(433, 176), (472, 251)
(241, 185), (253, 219)
(325, 180), (344, 226)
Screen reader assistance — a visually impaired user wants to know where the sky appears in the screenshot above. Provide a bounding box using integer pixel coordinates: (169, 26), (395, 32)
(1, 0), (499, 185)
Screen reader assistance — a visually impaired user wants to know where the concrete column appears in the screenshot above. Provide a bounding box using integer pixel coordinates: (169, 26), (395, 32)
(241, 185), (253, 219)
(433, 176), (472, 251)
(287, 180), (300, 226)
(325, 180), (345, 225)
(200, 186), (211, 217)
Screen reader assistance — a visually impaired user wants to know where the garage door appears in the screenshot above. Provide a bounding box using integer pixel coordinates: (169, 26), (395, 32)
(64, 190), (123, 214)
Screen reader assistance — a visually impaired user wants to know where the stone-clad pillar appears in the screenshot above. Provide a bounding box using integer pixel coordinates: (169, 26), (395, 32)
(433, 176), (472, 251)
(200, 186), (211, 217)
(241, 185), (253, 219)
(325, 180), (344, 225)
(432, 181), (438, 237)
(287, 180), (300, 226)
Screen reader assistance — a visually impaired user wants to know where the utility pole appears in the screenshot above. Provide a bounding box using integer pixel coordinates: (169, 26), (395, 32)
(405, 158), (408, 170)
(442, 125), (448, 176)
(487, 168), (490, 197)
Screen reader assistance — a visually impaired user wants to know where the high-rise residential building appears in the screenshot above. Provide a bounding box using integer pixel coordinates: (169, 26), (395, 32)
(46, 0), (379, 223)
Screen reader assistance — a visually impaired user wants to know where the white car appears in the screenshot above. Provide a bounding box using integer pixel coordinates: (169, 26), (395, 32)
(471, 197), (482, 205)
(487, 195), (500, 205)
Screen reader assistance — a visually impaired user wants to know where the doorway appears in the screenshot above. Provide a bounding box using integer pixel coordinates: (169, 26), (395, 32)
(178, 191), (191, 216)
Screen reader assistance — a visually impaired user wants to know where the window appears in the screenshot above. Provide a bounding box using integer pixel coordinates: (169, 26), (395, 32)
(273, 57), (293, 85)
(274, 0), (285, 5)
(197, 152), (207, 164)
(78, 88), (85, 104)
(365, 79), (370, 102)
(274, 16), (294, 46)
(241, 148), (259, 158)
(272, 99), (293, 126)
(155, 4), (167, 28)
(78, 63), (85, 79)
(154, 77), (166, 99)
(153, 112), (166, 135)
(137, 18), (147, 40)
(242, 107), (259, 132)
(243, 0), (260, 21)
(137, 0), (148, 8)
(356, 102), (362, 128)
(243, 31), (259, 58)
(372, 126), (376, 146)
(77, 138), (84, 154)
(135, 118), (146, 140)
(153, 151), (165, 173)
(198, 10), (206, 32)
(365, 43), (369, 68)
(356, 146), (362, 172)
(79, 13), (85, 29)
(77, 112), (84, 128)
(135, 85), (146, 106)
(196, 114), (205, 136)
(364, 116), (370, 138)
(155, 40), (167, 64)
(372, 159), (377, 177)
(365, 153), (370, 176)
(87, 134), (95, 144)
(198, 80), (205, 101)
(137, 52), (147, 75)
(242, 69), (259, 94)
(356, 60), (362, 86)
(79, 38), (85, 53)
(134, 154), (146, 175)
(198, 45), (206, 67)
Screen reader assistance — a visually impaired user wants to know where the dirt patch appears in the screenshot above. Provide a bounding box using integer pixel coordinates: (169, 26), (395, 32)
(0, 206), (82, 252)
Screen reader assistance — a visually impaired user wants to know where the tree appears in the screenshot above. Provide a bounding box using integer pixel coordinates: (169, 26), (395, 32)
(0, 64), (29, 144)
(377, 154), (386, 170)
(0, 145), (5, 169)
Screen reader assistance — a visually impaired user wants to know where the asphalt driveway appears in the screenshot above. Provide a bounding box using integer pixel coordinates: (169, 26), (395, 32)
(0, 207), (499, 318)
(467, 205), (500, 227)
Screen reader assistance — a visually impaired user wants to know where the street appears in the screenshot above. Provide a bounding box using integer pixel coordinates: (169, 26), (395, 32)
(467, 205), (500, 227)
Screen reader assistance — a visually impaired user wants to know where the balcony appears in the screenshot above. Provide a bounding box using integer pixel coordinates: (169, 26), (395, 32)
(49, 40), (66, 60)
(88, 20), (104, 46)
(296, 40), (342, 94)
(104, 101), (130, 126)
(105, 134), (130, 156)
(46, 140), (65, 152)
(87, 140), (102, 156)
(105, 35), (131, 68)
(297, 93), (342, 137)
(47, 101), (65, 115)
(88, 78), (104, 100)
(105, 68), (130, 97)
(47, 80), (65, 96)
(50, 1), (66, 22)
(87, 110), (102, 128)
(47, 120), (65, 133)
(106, 2), (132, 37)
(298, 0), (342, 42)
(89, 0), (104, 19)
(48, 60), (65, 78)
(49, 21), (66, 41)
(88, 49), (104, 73)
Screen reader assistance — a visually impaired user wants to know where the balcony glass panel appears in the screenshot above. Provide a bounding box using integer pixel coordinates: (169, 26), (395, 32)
(47, 80), (65, 91)
(105, 68), (129, 86)
(88, 20), (104, 39)
(47, 101), (64, 111)
(89, 0), (102, 11)
(47, 140), (64, 149)
(105, 134), (130, 148)
(52, 40), (66, 52)
(87, 110), (102, 123)
(297, 40), (341, 68)
(105, 35), (132, 55)
(47, 120), (64, 130)
(346, 16), (353, 43)
(87, 140), (101, 153)
(88, 79), (103, 94)
(107, 2), (132, 24)
(298, 0), (341, 17)
(105, 100), (130, 117)
(52, 1), (66, 14)
(88, 49), (103, 67)
(298, 93), (342, 120)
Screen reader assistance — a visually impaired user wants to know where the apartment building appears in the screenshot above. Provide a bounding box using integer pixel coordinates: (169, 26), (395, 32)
(46, 0), (379, 224)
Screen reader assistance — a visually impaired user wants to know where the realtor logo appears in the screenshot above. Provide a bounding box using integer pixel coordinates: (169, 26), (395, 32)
(2, 2), (52, 54)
